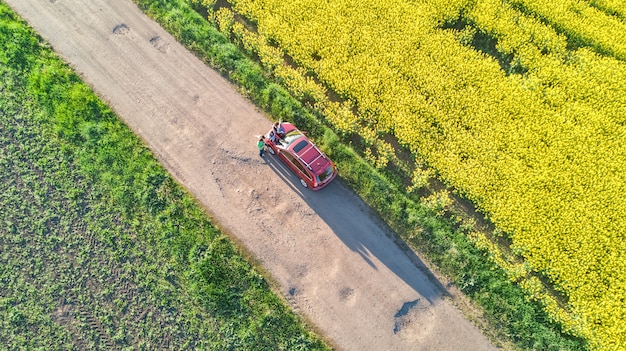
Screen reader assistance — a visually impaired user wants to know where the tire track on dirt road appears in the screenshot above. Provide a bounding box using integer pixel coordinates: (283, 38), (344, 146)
(5, 0), (498, 349)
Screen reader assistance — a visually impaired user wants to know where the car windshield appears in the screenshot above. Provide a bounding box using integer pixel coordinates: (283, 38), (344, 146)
(278, 129), (303, 148)
(316, 165), (334, 184)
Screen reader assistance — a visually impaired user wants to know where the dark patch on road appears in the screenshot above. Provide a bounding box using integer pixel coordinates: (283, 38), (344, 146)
(112, 23), (129, 35)
(150, 36), (170, 54)
(394, 298), (419, 334)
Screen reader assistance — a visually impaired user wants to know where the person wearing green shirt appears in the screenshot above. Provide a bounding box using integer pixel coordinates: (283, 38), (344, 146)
(257, 137), (266, 157)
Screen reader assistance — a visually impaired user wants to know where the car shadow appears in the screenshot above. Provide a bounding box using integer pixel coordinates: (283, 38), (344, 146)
(263, 153), (448, 304)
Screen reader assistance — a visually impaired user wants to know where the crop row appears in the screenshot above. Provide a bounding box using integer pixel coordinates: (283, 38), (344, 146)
(507, 0), (626, 60)
(207, 0), (626, 348)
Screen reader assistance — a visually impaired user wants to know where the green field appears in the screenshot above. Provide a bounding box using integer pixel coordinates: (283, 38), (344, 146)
(0, 3), (328, 350)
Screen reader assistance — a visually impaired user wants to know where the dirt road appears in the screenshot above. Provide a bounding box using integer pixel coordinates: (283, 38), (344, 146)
(6, 1), (498, 349)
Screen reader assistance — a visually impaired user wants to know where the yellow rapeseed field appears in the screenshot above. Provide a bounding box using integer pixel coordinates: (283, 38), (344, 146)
(214, 0), (626, 348)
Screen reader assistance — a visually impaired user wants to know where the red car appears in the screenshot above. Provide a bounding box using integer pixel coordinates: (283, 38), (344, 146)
(263, 122), (337, 190)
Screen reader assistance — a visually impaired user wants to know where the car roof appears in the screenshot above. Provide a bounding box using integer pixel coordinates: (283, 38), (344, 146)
(277, 122), (332, 174)
(289, 136), (331, 174)
(281, 122), (296, 134)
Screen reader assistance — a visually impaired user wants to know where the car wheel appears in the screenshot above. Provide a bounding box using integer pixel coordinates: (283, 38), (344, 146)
(299, 178), (308, 188)
(267, 146), (275, 155)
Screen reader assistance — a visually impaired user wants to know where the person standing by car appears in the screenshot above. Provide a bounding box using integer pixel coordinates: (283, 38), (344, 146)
(257, 136), (266, 157)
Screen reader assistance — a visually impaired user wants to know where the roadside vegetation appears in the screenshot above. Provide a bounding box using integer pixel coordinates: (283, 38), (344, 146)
(0, 3), (329, 350)
(131, 0), (595, 349)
